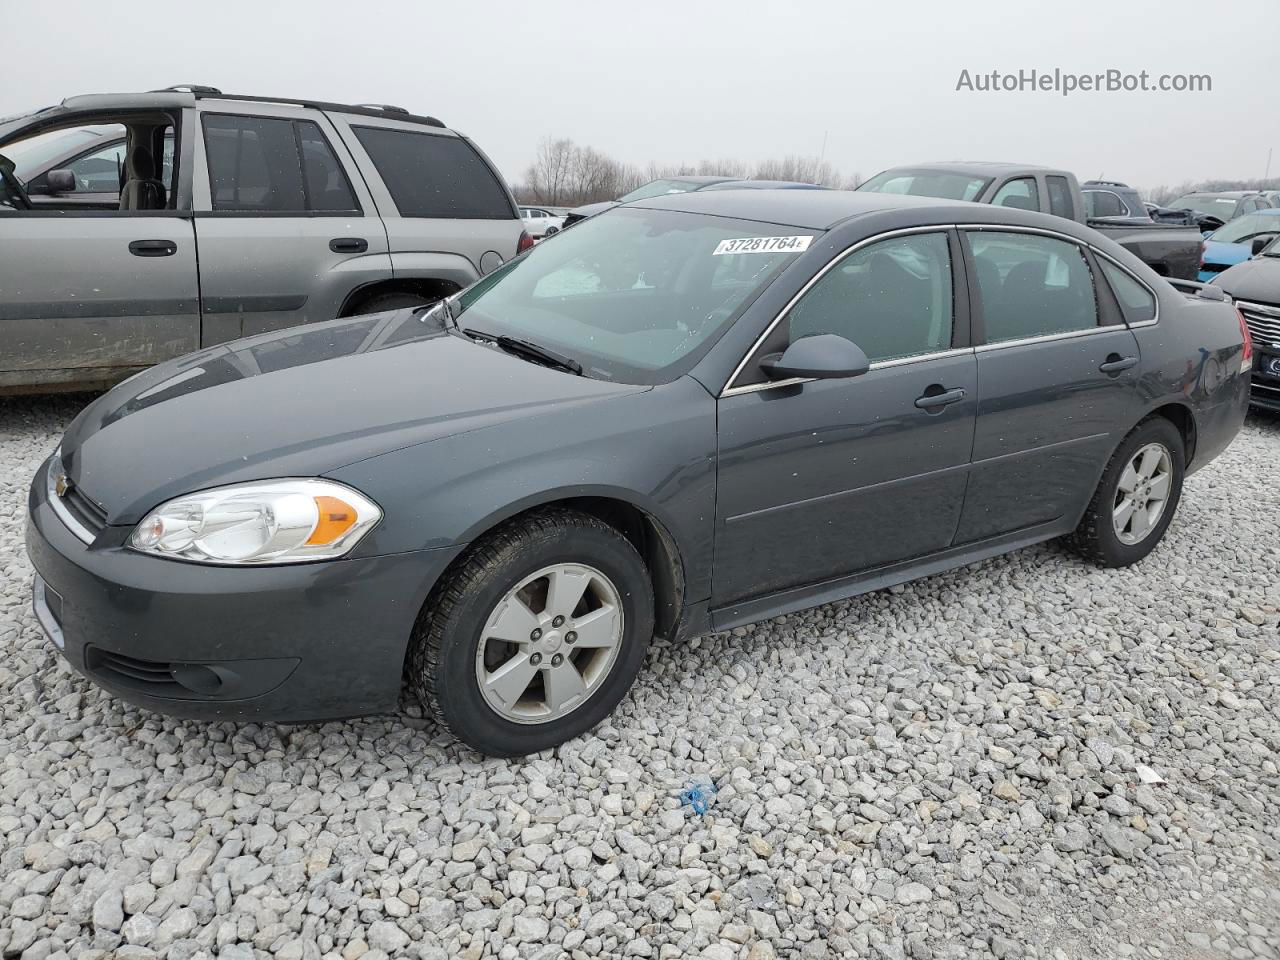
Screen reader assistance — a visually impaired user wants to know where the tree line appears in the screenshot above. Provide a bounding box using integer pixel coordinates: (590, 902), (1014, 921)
(514, 137), (862, 206)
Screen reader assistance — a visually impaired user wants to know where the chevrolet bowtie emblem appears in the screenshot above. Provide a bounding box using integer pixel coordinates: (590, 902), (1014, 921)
(54, 474), (70, 498)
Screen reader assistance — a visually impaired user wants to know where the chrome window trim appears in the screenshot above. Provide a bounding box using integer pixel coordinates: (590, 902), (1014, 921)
(720, 221), (1146, 398)
(720, 225), (956, 398)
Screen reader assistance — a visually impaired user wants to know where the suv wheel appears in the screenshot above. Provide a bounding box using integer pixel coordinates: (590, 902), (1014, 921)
(1067, 417), (1185, 567)
(409, 508), (654, 756)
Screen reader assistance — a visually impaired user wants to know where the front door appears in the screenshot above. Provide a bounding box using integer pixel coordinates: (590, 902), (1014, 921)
(191, 107), (390, 345)
(954, 228), (1145, 542)
(0, 213), (199, 390)
(712, 229), (977, 613)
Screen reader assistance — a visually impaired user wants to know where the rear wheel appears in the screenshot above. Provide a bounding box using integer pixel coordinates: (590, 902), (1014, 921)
(408, 509), (653, 756)
(1067, 417), (1185, 567)
(544, 225), (559, 236)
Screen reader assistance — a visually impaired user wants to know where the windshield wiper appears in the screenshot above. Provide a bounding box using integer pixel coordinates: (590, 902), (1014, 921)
(462, 328), (582, 375)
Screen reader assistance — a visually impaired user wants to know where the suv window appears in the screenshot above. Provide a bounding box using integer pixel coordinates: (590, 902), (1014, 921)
(967, 231), (1098, 343)
(203, 115), (357, 213)
(1098, 259), (1156, 324)
(991, 177), (1040, 212)
(352, 126), (512, 219)
(785, 232), (954, 363)
(62, 141), (126, 193)
(1046, 176), (1073, 219)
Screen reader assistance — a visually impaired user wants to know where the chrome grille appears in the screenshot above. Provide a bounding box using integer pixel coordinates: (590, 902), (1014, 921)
(1238, 301), (1280, 350)
(62, 485), (108, 536)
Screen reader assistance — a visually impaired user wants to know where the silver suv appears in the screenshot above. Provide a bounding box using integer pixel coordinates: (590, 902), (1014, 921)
(0, 85), (529, 393)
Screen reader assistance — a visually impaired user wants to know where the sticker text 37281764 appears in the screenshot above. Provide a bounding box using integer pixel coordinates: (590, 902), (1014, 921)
(712, 236), (813, 256)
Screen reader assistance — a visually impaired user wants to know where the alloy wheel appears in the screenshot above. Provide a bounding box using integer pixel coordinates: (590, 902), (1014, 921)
(1112, 442), (1173, 545)
(474, 563), (624, 724)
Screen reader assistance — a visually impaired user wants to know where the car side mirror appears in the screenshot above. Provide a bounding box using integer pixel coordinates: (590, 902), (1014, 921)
(1251, 234), (1277, 256)
(759, 333), (871, 381)
(45, 169), (76, 194)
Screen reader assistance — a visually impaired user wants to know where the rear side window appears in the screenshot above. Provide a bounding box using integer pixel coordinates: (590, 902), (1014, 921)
(1046, 176), (1073, 219)
(1098, 259), (1157, 324)
(991, 177), (1040, 212)
(1084, 190), (1127, 218)
(203, 115), (358, 213)
(786, 232), (954, 363)
(353, 126), (513, 219)
(967, 231), (1098, 343)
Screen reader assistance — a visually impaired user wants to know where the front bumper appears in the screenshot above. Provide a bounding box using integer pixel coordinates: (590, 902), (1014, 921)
(26, 467), (460, 722)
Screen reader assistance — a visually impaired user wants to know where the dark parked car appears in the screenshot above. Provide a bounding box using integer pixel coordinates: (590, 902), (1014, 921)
(0, 85), (528, 394)
(857, 163), (1205, 280)
(1166, 190), (1272, 225)
(1211, 234), (1280, 412)
(28, 190), (1249, 756)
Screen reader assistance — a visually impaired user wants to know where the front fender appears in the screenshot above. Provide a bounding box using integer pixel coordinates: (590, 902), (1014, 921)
(327, 377), (718, 601)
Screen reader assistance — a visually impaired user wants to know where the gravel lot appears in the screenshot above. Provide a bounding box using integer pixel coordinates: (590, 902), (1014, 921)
(1, 395), (1278, 960)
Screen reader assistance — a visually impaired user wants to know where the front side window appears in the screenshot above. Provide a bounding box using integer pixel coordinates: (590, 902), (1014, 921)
(1211, 213), (1280, 244)
(785, 232), (954, 364)
(453, 207), (814, 383)
(353, 126), (512, 219)
(967, 231), (1098, 343)
(1046, 176), (1073, 219)
(60, 141), (126, 192)
(1098, 259), (1156, 324)
(991, 177), (1041, 211)
(204, 115), (357, 214)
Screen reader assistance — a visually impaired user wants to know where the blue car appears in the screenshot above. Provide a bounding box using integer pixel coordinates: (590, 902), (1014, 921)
(1198, 209), (1280, 281)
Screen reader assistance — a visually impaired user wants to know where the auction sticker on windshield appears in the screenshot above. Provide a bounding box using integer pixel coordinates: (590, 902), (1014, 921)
(712, 236), (813, 255)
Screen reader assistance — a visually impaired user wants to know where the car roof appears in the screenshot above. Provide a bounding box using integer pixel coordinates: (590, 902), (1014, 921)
(701, 179), (827, 191)
(630, 187), (1005, 230)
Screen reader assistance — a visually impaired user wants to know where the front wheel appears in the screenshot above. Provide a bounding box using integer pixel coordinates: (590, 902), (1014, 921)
(1066, 417), (1185, 567)
(544, 225), (559, 236)
(408, 509), (654, 756)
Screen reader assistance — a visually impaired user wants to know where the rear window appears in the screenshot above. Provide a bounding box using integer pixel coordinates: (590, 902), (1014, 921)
(353, 126), (513, 219)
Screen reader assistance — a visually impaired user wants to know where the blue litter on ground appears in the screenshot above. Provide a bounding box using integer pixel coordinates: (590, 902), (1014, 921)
(680, 775), (718, 815)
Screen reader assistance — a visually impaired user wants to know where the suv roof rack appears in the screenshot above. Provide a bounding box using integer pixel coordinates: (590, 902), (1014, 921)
(153, 84), (224, 95)
(191, 91), (444, 128)
(353, 103), (409, 115)
(1084, 179), (1130, 188)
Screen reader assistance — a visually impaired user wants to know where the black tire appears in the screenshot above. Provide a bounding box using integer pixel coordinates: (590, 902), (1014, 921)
(408, 508), (654, 757)
(544, 225), (559, 236)
(1066, 417), (1185, 568)
(350, 291), (433, 315)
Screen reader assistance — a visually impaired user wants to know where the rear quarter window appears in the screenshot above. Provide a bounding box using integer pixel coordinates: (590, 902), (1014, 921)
(1098, 259), (1157, 324)
(353, 126), (513, 219)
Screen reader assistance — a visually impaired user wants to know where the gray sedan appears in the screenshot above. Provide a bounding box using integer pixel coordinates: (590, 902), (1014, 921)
(27, 190), (1250, 756)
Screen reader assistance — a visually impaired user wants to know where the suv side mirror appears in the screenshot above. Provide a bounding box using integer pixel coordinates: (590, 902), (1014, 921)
(1251, 234), (1277, 256)
(760, 333), (871, 381)
(45, 169), (76, 194)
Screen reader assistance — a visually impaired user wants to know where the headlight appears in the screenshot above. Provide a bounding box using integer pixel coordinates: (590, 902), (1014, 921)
(130, 479), (381, 565)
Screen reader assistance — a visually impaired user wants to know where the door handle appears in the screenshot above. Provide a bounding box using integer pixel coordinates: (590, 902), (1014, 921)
(329, 237), (368, 253)
(128, 239), (177, 257)
(1099, 354), (1139, 374)
(915, 387), (967, 410)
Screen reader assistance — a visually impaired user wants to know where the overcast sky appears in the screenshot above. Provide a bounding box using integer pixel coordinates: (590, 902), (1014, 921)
(2, 0), (1274, 191)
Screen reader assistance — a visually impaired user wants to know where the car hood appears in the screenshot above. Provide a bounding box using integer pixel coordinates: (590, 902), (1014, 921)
(60, 310), (643, 524)
(1212, 256), (1280, 305)
(1201, 239), (1250, 265)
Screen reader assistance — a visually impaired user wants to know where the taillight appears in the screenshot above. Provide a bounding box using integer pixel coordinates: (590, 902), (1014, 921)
(1235, 306), (1253, 373)
(517, 230), (535, 254)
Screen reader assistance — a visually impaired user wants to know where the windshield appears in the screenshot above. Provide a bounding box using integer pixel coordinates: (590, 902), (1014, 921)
(617, 179), (705, 203)
(858, 169), (991, 201)
(1170, 195), (1239, 217)
(1210, 213), (1280, 244)
(452, 207), (816, 384)
(4, 128), (109, 181)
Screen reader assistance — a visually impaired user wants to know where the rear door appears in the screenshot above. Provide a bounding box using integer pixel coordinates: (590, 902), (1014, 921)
(190, 102), (391, 345)
(954, 227), (1145, 543)
(329, 115), (522, 281)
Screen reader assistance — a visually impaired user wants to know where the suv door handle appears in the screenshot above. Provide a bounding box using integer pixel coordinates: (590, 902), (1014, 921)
(128, 239), (177, 257)
(914, 386), (967, 410)
(1100, 354), (1139, 374)
(329, 237), (368, 253)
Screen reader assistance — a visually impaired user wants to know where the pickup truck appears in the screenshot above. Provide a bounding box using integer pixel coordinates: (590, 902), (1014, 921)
(857, 162), (1202, 281)
(0, 86), (528, 394)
